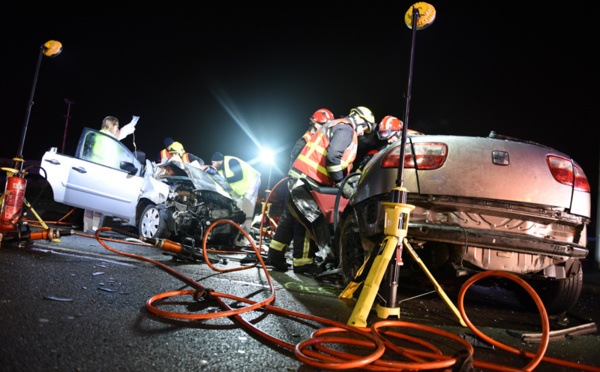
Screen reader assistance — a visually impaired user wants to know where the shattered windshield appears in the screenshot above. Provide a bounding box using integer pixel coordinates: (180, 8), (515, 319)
(153, 161), (236, 199)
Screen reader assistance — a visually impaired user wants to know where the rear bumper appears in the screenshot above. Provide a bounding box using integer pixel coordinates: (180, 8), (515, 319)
(354, 193), (589, 261)
(408, 222), (589, 259)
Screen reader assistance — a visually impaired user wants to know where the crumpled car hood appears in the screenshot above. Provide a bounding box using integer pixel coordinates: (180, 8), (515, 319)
(153, 161), (238, 201)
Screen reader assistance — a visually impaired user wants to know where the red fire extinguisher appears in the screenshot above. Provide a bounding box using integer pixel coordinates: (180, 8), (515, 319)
(1, 175), (27, 232)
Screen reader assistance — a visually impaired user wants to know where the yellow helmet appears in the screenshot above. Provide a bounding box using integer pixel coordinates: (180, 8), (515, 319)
(168, 141), (185, 156)
(350, 106), (375, 133)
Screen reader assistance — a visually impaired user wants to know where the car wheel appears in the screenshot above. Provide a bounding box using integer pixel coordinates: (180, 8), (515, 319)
(338, 211), (367, 285)
(139, 204), (168, 239)
(516, 262), (583, 314)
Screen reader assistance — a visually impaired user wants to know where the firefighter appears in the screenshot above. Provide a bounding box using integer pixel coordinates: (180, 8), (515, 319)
(160, 137), (204, 165)
(211, 152), (261, 243)
(288, 108), (334, 168)
(356, 115), (404, 171)
(266, 108), (334, 272)
(286, 106), (374, 274)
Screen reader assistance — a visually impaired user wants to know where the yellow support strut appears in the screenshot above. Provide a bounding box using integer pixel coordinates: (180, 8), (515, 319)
(340, 187), (466, 328)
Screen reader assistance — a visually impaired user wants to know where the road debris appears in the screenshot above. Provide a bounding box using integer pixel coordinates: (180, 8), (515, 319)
(519, 322), (598, 343)
(459, 332), (495, 350)
(43, 296), (73, 302)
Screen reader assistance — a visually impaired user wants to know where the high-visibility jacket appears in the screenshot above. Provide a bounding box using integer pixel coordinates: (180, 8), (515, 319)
(288, 130), (313, 169)
(89, 131), (122, 169)
(160, 149), (191, 163)
(291, 118), (358, 186)
(218, 156), (260, 197)
(301, 131), (312, 143)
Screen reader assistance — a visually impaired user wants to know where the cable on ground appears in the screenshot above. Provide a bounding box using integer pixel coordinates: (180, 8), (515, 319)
(26, 176), (600, 371)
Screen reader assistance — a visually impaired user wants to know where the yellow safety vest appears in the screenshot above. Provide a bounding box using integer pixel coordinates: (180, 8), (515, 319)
(219, 156), (260, 196)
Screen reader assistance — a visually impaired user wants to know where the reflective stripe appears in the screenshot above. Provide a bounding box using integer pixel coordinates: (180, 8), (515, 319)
(292, 119), (358, 186)
(293, 230), (314, 266)
(160, 149), (170, 161)
(327, 164), (343, 172)
(293, 258), (314, 266)
(269, 240), (288, 252)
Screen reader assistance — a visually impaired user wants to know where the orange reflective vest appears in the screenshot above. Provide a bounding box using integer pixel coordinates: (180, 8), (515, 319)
(160, 149), (190, 163)
(292, 118), (357, 186)
(301, 131), (312, 143)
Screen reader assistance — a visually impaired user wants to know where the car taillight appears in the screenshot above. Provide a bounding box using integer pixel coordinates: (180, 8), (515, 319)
(547, 155), (590, 192)
(381, 143), (448, 170)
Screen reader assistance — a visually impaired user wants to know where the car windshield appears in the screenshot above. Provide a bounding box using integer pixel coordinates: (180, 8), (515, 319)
(154, 161), (236, 199)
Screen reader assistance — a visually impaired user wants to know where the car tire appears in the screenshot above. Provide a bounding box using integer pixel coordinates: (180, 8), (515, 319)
(139, 204), (168, 239)
(516, 263), (583, 314)
(537, 263), (583, 314)
(338, 211), (367, 285)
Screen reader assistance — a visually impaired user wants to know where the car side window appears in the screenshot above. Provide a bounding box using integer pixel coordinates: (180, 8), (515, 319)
(79, 131), (136, 170)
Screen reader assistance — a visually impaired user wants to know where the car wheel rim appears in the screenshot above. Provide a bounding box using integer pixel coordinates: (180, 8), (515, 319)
(141, 207), (160, 237)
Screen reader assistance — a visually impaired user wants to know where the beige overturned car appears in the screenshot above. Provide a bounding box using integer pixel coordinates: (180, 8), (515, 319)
(338, 131), (591, 313)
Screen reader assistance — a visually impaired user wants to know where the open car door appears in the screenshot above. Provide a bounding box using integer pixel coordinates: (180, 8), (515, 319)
(61, 128), (144, 220)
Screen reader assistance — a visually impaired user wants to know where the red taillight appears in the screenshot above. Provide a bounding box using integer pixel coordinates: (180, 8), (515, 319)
(573, 164), (591, 192)
(547, 155), (590, 192)
(381, 143), (448, 170)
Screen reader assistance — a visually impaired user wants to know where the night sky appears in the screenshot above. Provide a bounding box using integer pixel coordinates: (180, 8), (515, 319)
(1, 2), (598, 224)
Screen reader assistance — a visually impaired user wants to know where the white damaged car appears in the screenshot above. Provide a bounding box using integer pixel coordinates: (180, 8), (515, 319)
(41, 127), (246, 247)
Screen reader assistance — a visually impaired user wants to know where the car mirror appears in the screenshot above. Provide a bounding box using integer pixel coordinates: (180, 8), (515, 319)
(120, 161), (138, 175)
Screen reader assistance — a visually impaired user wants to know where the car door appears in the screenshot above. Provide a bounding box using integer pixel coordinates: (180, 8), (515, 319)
(62, 128), (144, 220)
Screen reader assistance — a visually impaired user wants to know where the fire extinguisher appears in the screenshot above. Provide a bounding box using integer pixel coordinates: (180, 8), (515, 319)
(1, 175), (27, 232)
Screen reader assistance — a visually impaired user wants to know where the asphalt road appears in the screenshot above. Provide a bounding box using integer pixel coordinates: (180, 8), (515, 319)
(1, 226), (599, 371)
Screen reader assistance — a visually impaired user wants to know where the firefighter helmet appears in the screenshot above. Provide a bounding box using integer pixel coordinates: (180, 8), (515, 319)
(310, 108), (334, 124)
(168, 141), (185, 156)
(349, 106), (375, 133)
(377, 116), (403, 140)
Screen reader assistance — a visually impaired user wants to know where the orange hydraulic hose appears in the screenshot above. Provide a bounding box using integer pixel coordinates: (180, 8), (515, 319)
(90, 179), (476, 371)
(87, 176), (600, 372)
(94, 226), (600, 371)
(458, 271), (600, 372)
(459, 271), (548, 372)
(25, 207), (80, 227)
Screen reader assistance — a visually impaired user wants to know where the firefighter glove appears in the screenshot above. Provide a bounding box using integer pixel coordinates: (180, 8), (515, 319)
(341, 182), (355, 199)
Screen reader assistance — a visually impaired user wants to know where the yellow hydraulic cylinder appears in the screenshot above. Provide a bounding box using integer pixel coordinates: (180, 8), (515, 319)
(345, 200), (414, 328)
(342, 185), (467, 328)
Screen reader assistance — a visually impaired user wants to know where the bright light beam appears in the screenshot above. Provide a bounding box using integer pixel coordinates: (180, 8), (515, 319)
(208, 82), (262, 148)
(208, 81), (288, 176)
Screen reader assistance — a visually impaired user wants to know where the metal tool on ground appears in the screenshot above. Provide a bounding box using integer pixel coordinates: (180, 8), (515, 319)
(0, 227), (73, 246)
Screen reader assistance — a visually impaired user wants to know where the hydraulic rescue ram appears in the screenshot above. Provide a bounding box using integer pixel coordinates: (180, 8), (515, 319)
(0, 228), (74, 246)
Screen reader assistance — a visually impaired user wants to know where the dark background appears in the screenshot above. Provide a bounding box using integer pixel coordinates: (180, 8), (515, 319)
(1, 2), (598, 234)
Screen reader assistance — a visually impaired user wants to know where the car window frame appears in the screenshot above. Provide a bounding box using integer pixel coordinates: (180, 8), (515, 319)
(76, 127), (142, 175)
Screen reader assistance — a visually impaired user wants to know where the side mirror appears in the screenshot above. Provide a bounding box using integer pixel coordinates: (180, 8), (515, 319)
(120, 161), (138, 175)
